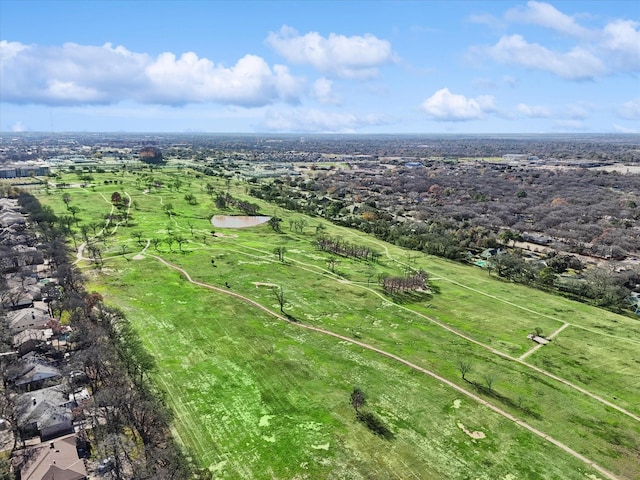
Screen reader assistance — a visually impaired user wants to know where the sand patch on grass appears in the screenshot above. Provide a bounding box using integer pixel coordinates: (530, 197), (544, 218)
(209, 460), (227, 473)
(262, 434), (276, 443)
(457, 422), (485, 439)
(259, 414), (275, 427)
(453, 399), (462, 409)
(311, 443), (330, 450)
(254, 282), (278, 288)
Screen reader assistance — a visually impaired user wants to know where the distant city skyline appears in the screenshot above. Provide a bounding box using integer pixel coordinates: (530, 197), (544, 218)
(1, 0), (638, 134)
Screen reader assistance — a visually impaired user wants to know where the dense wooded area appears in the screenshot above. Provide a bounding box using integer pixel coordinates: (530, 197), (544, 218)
(249, 158), (640, 313)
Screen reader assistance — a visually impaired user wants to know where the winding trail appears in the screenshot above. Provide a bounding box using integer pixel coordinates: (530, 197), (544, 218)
(149, 254), (620, 480)
(133, 239), (151, 260)
(439, 276), (640, 346)
(74, 191), (134, 265)
(335, 225), (640, 347)
(218, 242), (640, 423)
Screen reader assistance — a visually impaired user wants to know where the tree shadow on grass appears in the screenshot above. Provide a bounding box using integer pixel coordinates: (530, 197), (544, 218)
(386, 290), (433, 305)
(471, 381), (542, 420)
(357, 411), (394, 440)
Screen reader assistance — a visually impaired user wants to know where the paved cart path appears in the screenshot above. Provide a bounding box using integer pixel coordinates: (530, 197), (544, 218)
(150, 254), (621, 480)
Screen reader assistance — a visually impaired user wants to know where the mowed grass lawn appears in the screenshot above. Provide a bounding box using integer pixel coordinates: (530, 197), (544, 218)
(37, 169), (640, 478)
(92, 259), (615, 480)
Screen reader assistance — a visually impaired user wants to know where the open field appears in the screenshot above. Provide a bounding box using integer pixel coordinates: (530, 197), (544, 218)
(34, 167), (640, 478)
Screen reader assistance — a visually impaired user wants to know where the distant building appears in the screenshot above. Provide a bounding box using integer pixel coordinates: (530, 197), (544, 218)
(0, 168), (17, 178)
(502, 154), (527, 161)
(0, 164), (50, 178)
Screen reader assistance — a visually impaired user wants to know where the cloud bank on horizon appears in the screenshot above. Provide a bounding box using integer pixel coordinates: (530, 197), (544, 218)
(0, 0), (638, 133)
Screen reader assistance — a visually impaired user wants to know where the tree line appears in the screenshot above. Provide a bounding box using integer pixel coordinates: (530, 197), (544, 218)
(247, 169), (638, 315)
(4, 191), (196, 479)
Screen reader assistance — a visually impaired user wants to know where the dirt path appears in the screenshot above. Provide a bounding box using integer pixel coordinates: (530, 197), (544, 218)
(336, 225), (640, 347)
(133, 239), (151, 260)
(439, 276), (640, 347)
(75, 191), (136, 265)
(218, 242), (640, 423)
(519, 323), (570, 360)
(75, 242), (87, 263)
(150, 254), (621, 480)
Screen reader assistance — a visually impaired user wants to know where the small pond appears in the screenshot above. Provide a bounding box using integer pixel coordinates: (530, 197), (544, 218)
(211, 215), (271, 228)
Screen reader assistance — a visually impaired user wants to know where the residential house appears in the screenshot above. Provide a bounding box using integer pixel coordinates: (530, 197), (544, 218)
(13, 328), (54, 355)
(10, 353), (61, 391)
(14, 433), (87, 480)
(15, 386), (74, 441)
(6, 305), (52, 333)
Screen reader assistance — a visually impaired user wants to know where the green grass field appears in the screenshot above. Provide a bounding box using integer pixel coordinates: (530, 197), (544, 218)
(33, 167), (640, 479)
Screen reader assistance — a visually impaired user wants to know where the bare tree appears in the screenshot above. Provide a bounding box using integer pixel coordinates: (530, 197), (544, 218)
(483, 373), (497, 391)
(350, 387), (365, 413)
(457, 359), (473, 382)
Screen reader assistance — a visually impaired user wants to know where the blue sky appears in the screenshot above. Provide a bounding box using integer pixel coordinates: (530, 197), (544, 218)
(1, 0), (638, 133)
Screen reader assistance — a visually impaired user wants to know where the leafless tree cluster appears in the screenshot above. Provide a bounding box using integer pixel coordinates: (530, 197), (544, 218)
(379, 270), (428, 295)
(316, 236), (380, 262)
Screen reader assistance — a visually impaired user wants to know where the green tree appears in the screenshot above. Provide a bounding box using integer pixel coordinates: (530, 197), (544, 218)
(273, 285), (285, 313)
(268, 216), (282, 233)
(132, 231), (144, 247)
(537, 266), (556, 287)
(273, 246), (286, 263)
(68, 205), (80, 220)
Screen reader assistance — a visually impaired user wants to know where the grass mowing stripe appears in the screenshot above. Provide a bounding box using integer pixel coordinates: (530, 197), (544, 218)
(152, 254), (622, 480)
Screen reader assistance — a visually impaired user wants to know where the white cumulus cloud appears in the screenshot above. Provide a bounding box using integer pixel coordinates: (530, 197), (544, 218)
(265, 25), (396, 79)
(143, 52), (303, 106)
(312, 78), (341, 105)
(483, 35), (606, 80)
(0, 40), (28, 59)
(601, 19), (640, 72)
(10, 121), (27, 132)
(261, 107), (390, 132)
(505, 1), (592, 39)
(472, 3), (640, 79)
(617, 98), (640, 120)
(517, 103), (551, 118)
(420, 88), (495, 121)
(0, 40), (304, 107)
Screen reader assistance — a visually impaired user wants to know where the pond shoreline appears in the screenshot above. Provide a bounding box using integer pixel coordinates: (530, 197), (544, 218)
(211, 215), (271, 228)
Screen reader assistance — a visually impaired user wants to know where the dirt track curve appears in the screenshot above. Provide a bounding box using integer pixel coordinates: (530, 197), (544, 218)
(150, 254), (620, 480)
(219, 243), (640, 424)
